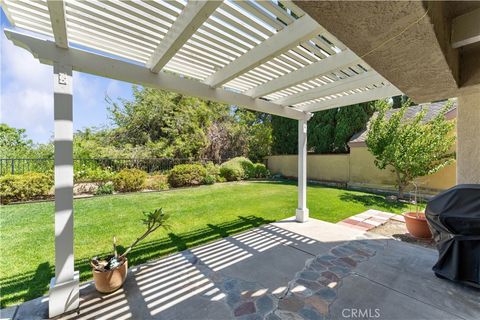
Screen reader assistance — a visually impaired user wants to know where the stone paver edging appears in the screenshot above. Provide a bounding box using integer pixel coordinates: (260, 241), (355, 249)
(337, 209), (404, 231)
(264, 237), (381, 320)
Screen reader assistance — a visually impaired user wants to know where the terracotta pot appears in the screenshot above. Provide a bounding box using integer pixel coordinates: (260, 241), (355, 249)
(403, 212), (432, 239)
(92, 258), (128, 293)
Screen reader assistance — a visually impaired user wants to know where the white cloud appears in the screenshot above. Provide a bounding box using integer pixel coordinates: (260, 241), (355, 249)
(1, 28), (133, 143)
(1, 32), (54, 142)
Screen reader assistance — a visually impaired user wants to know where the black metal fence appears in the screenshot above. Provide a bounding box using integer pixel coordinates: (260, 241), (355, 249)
(0, 158), (227, 175)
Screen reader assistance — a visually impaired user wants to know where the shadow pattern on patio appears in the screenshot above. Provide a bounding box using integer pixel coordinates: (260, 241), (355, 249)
(0, 215), (271, 308)
(7, 219), (480, 320)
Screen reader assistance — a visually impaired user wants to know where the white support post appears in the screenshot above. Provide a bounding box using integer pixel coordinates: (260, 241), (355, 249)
(49, 63), (79, 318)
(296, 119), (309, 222)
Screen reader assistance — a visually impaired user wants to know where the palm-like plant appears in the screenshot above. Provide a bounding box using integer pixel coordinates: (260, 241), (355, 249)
(91, 208), (170, 271)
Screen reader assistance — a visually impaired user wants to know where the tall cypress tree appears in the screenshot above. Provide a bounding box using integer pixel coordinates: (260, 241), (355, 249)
(270, 101), (376, 155)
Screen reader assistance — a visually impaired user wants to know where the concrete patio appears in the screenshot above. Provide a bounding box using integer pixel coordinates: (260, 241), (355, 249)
(3, 218), (478, 320)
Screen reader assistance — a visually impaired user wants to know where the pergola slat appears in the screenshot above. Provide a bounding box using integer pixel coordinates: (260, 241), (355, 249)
(66, 1), (166, 41)
(147, 1), (221, 73)
(46, 0), (68, 48)
(245, 49), (358, 98)
(275, 71), (383, 106)
(205, 14), (323, 88)
(299, 84), (402, 112)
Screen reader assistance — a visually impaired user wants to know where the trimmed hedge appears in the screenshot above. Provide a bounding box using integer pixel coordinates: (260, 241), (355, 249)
(113, 168), (147, 192)
(253, 163), (270, 178)
(219, 157), (255, 181)
(146, 174), (169, 191)
(0, 173), (53, 204)
(95, 182), (114, 195)
(168, 164), (207, 187)
(0, 157), (269, 203)
(74, 167), (114, 183)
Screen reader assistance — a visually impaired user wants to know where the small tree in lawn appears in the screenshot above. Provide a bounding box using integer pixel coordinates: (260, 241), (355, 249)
(366, 100), (455, 199)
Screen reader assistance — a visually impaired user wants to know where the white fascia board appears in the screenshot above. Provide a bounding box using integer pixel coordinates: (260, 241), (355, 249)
(451, 8), (480, 48)
(47, 0), (68, 48)
(5, 29), (309, 121)
(246, 49), (359, 99)
(274, 71), (383, 106)
(204, 14), (324, 88)
(147, 1), (221, 73)
(300, 84), (403, 113)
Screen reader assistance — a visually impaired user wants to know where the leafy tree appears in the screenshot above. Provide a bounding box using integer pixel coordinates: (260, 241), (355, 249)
(332, 103), (374, 152)
(271, 116), (297, 154)
(391, 95), (411, 109)
(366, 100), (455, 198)
(236, 109), (272, 162)
(271, 102), (375, 155)
(308, 109), (336, 153)
(0, 124), (33, 158)
(106, 86), (272, 161)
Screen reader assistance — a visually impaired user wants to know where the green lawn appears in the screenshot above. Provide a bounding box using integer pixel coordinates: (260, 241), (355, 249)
(0, 180), (413, 307)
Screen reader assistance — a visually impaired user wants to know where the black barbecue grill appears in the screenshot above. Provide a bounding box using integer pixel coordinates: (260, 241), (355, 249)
(425, 184), (480, 288)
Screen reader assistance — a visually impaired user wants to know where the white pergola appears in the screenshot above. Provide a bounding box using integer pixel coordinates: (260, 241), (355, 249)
(1, 0), (402, 317)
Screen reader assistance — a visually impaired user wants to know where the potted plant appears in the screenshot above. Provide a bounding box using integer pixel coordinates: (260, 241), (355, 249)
(91, 208), (169, 293)
(403, 182), (432, 239)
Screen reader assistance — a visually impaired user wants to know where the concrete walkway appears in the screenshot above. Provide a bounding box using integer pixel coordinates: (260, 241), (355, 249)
(2, 218), (479, 320)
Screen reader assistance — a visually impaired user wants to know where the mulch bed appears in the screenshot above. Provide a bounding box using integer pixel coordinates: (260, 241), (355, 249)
(369, 220), (436, 249)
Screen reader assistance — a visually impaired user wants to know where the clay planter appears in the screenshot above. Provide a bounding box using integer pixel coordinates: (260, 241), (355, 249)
(403, 212), (432, 239)
(93, 257), (128, 293)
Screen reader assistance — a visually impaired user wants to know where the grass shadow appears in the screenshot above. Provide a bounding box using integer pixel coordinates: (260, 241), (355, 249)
(0, 215), (271, 308)
(339, 193), (409, 211)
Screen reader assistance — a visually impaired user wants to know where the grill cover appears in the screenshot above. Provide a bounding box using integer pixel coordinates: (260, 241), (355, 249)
(425, 184), (480, 288)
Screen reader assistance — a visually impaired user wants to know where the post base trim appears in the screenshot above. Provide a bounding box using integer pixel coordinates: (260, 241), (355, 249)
(295, 208), (309, 223)
(49, 271), (79, 318)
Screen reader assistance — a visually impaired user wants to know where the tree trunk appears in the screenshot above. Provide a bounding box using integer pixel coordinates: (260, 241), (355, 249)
(394, 168), (406, 199)
(398, 184), (405, 199)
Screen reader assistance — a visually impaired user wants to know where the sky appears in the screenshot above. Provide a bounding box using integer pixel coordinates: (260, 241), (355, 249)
(0, 10), (134, 143)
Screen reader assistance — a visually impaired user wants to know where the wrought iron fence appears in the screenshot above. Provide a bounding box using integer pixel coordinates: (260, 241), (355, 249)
(0, 158), (227, 175)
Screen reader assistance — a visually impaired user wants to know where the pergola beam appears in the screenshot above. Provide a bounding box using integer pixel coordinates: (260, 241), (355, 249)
(147, 1), (221, 73)
(5, 29), (309, 121)
(451, 8), (480, 48)
(300, 84), (402, 112)
(47, 0), (68, 48)
(246, 49), (358, 99)
(274, 71), (383, 106)
(204, 14), (324, 88)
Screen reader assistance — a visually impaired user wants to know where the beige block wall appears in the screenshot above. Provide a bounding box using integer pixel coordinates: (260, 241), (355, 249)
(348, 147), (456, 192)
(267, 154), (349, 182)
(267, 147), (456, 193)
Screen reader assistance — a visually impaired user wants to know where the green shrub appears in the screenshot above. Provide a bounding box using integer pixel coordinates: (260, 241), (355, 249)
(219, 157), (255, 181)
(203, 175), (216, 185)
(253, 163), (270, 178)
(75, 167), (114, 183)
(95, 182), (114, 195)
(168, 164), (207, 187)
(146, 174), (169, 191)
(0, 172), (53, 204)
(113, 168), (147, 192)
(204, 162), (221, 181)
(219, 164), (243, 181)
